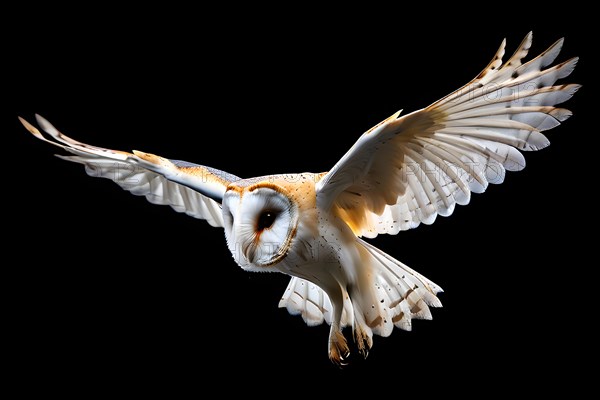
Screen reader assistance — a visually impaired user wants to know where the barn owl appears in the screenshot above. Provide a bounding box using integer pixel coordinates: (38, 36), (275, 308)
(21, 32), (579, 364)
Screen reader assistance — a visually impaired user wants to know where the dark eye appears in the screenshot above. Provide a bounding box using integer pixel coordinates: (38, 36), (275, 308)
(257, 210), (278, 231)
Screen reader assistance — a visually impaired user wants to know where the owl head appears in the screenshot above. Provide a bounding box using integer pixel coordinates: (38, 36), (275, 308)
(222, 177), (307, 271)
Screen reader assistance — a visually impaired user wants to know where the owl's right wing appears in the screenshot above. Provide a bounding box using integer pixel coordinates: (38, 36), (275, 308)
(20, 115), (240, 228)
(316, 33), (579, 238)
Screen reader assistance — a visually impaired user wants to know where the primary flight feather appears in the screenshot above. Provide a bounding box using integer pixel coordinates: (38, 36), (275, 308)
(21, 32), (579, 364)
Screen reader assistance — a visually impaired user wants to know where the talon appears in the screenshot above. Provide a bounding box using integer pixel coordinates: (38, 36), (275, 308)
(354, 325), (373, 359)
(328, 330), (350, 366)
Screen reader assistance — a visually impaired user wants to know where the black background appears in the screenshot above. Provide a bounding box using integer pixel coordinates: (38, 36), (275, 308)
(5, 6), (591, 395)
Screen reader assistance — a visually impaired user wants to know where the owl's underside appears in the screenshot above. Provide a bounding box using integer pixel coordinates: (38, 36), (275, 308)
(20, 32), (579, 364)
(221, 174), (443, 362)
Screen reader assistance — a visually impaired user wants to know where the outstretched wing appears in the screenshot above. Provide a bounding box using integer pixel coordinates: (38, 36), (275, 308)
(316, 32), (579, 238)
(21, 115), (240, 227)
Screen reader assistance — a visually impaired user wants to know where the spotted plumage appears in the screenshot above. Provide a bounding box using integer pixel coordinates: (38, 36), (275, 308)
(20, 32), (579, 364)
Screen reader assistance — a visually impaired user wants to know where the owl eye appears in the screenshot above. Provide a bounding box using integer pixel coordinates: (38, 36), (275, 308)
(257, 210), (278, 231)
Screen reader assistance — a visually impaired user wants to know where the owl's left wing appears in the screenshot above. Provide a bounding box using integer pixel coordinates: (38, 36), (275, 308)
(316, 33), (579, 238)
(21, 115), (239, 227)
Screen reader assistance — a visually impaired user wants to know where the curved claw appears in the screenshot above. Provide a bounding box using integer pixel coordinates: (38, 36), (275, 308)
(354, 324), (373, 359)
(328, 330), (350, 366)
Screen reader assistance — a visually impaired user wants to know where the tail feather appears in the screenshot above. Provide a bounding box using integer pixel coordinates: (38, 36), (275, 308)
(279, 239), (443, 339)
(356, 238), (443, 334)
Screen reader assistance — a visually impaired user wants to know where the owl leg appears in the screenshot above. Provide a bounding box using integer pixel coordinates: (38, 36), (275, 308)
(350, 307), (373, 359)
(324, 284), (350, 365)
(328, 326), (349, 366)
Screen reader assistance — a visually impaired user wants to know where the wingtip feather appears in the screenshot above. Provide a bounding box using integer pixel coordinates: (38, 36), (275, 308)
(523, 31), (533, 48)
(549, 108), (573, 122)
(390, 109), (403, 120)
(19, 115), (67, 150)
(19, 116), (42, 137)
(34, 114), (57, 135)
(540, 38), (565, 68)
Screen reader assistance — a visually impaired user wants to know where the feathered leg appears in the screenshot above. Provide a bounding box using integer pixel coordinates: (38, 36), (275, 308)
(350, 304), (373, 358)
(323, 282), (350, 365)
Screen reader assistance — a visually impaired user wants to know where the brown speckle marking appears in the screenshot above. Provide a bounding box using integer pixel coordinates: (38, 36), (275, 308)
(367, 316), (382, 329)
(392, 312), (405, 323)
(411, 303), (422, 314)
